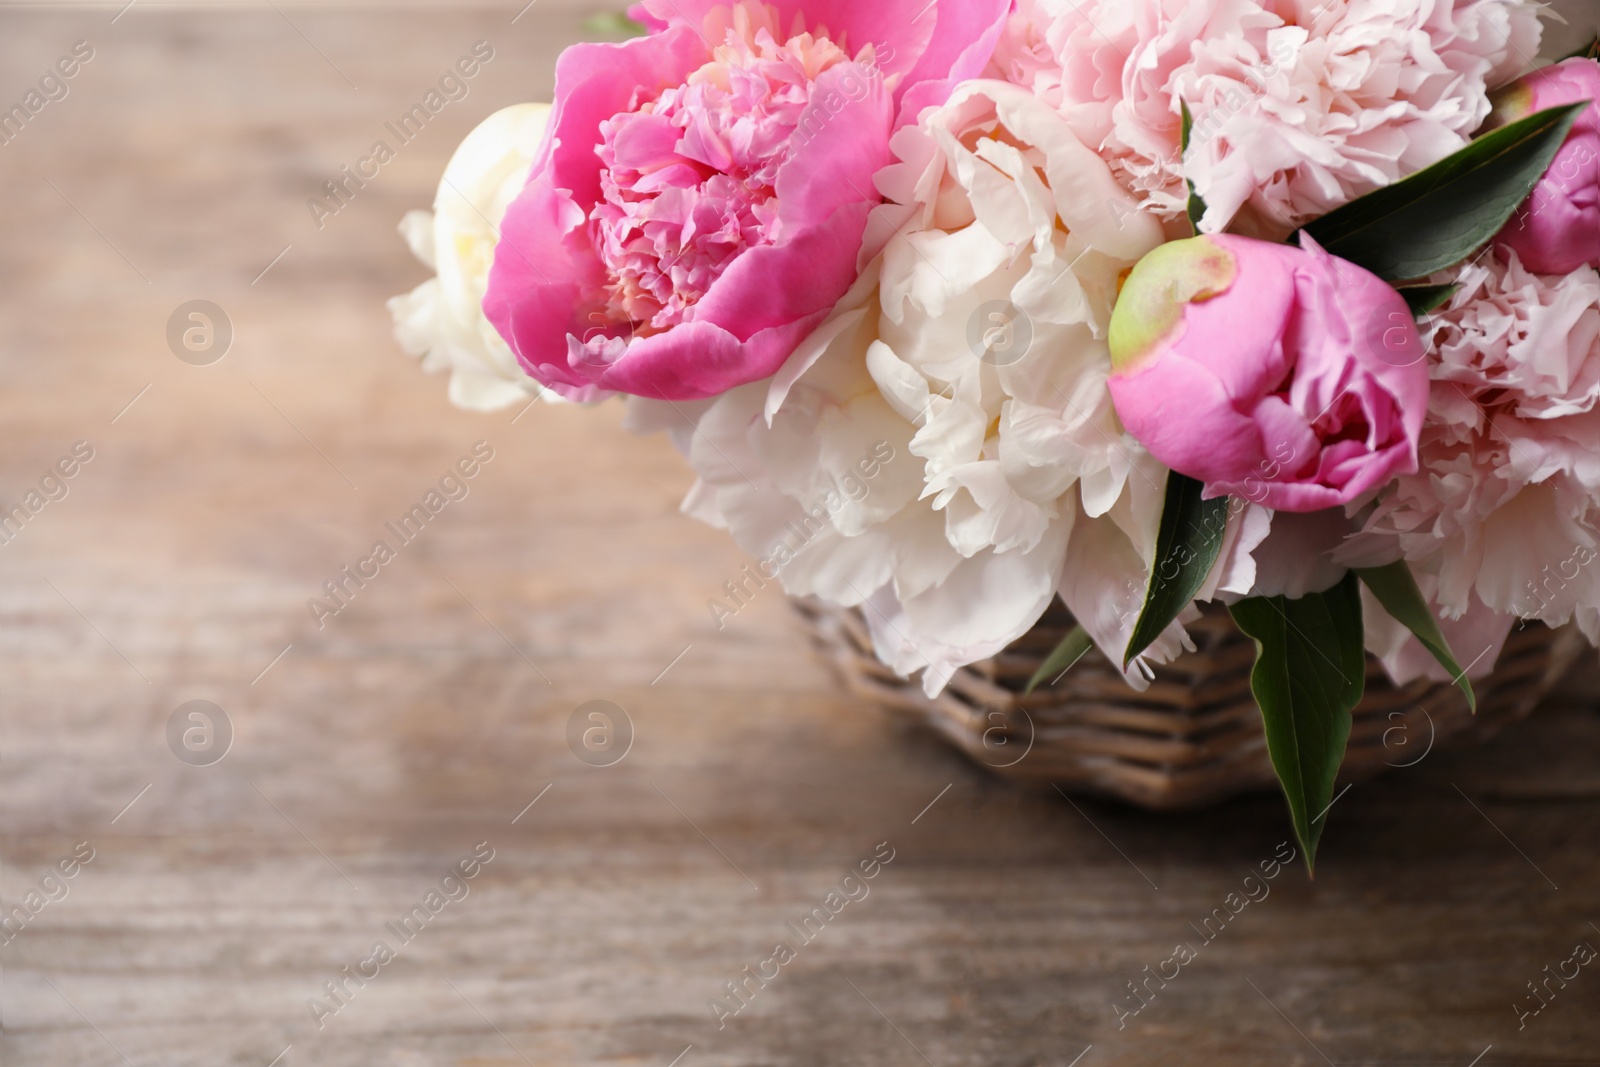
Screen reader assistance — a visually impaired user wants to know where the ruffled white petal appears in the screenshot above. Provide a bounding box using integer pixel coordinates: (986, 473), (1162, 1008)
(645, 80), (1179, 694)
(389, 104), (555, 412)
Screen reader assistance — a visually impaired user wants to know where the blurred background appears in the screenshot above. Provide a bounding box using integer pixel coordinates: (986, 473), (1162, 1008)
(2, 2), (1598, 1065)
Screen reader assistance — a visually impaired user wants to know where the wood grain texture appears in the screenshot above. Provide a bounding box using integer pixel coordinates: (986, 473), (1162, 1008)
(0, 6), (1597, 1066)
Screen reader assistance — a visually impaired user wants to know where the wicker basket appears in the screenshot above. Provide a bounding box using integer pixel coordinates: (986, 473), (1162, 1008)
(795, 598), (1588, 810)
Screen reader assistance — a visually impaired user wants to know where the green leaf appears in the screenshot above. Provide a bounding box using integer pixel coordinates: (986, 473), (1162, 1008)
(1229, 573), (1366, 874)
(1301, 103), (1587, 281)
(1123, 472), (1231, 667)
(1398, 283), (1460, 318)
(1356, 561), (1476, 713)
(1180, 101), (1207, 235)
(1025, 626), (1093, 695)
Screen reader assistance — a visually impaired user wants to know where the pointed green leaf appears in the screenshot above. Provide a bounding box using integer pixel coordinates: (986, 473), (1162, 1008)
(1123, 472), (1231, 667)
(1398, 283), (1460, 318)
(1301, 103), (1587, 281)
(1229, 573), (1366, 873)
(1180, 101), (1207, 235)
(1025, 626), (1093, 695)
(1356, 561), (1477, 712)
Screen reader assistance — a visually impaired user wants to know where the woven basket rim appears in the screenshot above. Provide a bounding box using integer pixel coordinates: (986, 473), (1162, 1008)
(795, 596), (1587, 810)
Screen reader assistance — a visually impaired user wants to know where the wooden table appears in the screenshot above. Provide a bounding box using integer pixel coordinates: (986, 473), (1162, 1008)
(2, 5), (1597, 1065)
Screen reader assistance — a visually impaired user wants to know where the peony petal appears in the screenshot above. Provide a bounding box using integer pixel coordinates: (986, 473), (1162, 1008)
(601, 315), (828, 401)
(543, 31), (707, 210)
(1244, 508), (1353, 600)
(1056, 497), (1188, 690)
(1363, 581), (1514, 686)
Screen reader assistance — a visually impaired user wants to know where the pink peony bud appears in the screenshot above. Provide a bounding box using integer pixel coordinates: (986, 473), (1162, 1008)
(1493, 58), (1600, 275)
(1107, 234), (1430, 514)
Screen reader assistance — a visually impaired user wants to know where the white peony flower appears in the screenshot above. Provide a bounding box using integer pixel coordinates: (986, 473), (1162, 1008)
(389, 103), (553, 412)
(633, 81), (1264, 695)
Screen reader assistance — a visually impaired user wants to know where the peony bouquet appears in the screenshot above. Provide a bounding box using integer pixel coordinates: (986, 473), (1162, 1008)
(392, 0), (1600, 864)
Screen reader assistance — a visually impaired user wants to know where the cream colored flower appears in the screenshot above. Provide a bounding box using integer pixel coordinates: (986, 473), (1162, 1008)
(389, 103), (553, 411)
(634, 81), (1264, 694)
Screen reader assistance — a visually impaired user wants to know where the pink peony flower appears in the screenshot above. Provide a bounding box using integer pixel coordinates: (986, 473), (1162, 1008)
(1349, 253), (1600, 632)
(485, 0), (1009, 402)
(1493, 58), (1600, 275)
(989, 0), (1543, 237)
(1363, 580), (1515, 686)
(1107, 233), (1431, 512)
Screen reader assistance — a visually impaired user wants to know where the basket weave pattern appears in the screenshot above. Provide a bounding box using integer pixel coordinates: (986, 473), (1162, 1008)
(796, 598), (1587, 810)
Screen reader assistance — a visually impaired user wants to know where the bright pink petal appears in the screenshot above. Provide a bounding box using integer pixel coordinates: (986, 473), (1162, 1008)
(538, 29), (709, 210)
(694, 200), (875, 338)
(484, 183), (604, 394)
(894, 0), (1011, 127)
(775, 61), (894, 227)
(1109, 352), (1264, 485)
(596, 314), (828, 399)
